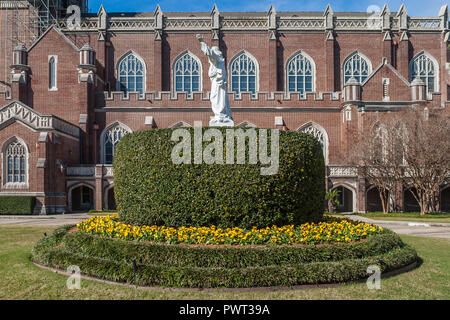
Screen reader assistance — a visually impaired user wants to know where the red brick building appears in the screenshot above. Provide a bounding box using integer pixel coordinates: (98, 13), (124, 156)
(0, 3), (449, 213)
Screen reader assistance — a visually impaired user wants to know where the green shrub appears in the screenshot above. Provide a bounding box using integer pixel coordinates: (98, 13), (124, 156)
(31, 227), (419, 288)
(59, 229), (403, 268)
(0, 196), (35, 215)
(114, 128), (325, 228)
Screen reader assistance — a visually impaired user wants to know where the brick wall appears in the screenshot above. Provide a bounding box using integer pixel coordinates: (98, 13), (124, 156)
(0, 8), (449, 213)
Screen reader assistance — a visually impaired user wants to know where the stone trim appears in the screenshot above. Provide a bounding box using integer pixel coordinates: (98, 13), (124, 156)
(66, 165), (95, 177)
(144, 116), (155, 126)
(28, 26), (79, 52)
(79, 114), (88, 125)
(65, 165), (114, 178)
(0, 1), (28, 9)
(328, 166), (358, 177)
(48, 55), (58, 91)
(99, 91), (342, 102)
(361, 58), (411, 88)
(65, 165), (361, 184)
(54, 5), (448, 33)
(95, 107), (343, 113)
(36, 158), (47, 168)
(0, 101), (80, 138)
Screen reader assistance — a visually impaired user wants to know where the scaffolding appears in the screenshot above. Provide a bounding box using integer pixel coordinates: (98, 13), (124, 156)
(1, 0), (88, 88)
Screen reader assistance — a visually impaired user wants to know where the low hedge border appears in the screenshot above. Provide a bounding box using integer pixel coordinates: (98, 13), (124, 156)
(31, 226), (419, 288)
(57, 229), (403, 268)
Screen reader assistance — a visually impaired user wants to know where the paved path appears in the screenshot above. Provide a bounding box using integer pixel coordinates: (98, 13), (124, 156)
(0, 213), (89, 226)
(341, 215), (450, 239)
(1, 213), (449, 239)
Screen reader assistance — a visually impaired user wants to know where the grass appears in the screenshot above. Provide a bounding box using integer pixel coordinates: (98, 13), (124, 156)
(0, 225), (449, 299)
(353, 212), (450, 224)
(87, 210), (118, 216)
(367, 217), (450, 223)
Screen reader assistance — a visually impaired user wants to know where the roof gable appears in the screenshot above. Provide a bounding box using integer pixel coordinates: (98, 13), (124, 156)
(362, 58), (410, 87)
(361, 59), (412, 102)
(0, 101), (80, 137)
(27, 26), (79, 52)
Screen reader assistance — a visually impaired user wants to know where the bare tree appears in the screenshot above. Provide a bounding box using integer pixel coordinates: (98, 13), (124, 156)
(351, 107), (450, 215)
(398, 108), (450, 215)
(350, 116), (404, 214)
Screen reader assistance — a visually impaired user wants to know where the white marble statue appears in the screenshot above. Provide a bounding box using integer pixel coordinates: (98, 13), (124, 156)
(196, 34), (234, 127)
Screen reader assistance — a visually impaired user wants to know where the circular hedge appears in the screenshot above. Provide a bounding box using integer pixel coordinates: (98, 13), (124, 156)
(113, 127), (325, 228)
(31, 225), (419, 288)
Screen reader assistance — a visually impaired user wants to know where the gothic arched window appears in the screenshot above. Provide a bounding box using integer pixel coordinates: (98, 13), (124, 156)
(3, 138), (28, 185)
(102, 123), (131, 164)
(298, 122), (329, 164)
(230, 51), (258, 94)
(117, 52), (145, 94)
(343, 52), (371, 84)
(287, 51), (315, 94)
(410, 52), (438, 93)
(174, 52), (201, 94)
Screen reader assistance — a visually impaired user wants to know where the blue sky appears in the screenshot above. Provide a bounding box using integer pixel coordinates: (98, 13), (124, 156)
(87, 0), (448, 17)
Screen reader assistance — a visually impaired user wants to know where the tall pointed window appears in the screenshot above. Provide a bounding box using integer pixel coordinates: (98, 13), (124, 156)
(3, 138), (28, 186)
(287, 52), (315, 94)
(117, 52), (145, 94)
(410, 52), (438, 93)
(298, 122), (329, 164)
(49, 56), (57, 90)
(343, 52), (371, 84)
(102, 123), (131, 164)
(174, 52), (201, 94)
(230, 51), (258, 94)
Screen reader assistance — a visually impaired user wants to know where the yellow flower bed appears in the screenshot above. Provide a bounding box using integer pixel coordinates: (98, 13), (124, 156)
(76, 215), (383, 245)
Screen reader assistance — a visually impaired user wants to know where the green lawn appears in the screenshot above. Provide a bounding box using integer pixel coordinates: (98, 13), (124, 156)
(352, 212), (450, 224)
(0, 225), (449, 299)
(87, 210), (118, 216)
(367, 216), (450, 223)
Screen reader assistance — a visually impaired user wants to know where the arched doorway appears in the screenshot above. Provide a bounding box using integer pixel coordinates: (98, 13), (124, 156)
(70, 185), (94, 212)
(334, 186), (354, 212)
(366, 187), (384, 212)
(440, 186), (450, 212)
(404, 188), (420, 212)
(106, 187), (116, 210)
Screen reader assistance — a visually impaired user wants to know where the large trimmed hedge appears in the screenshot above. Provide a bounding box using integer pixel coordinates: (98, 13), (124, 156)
(114, 128), (325, 228)
(31, 226), (419, 288)
(0, 196), (35, 215)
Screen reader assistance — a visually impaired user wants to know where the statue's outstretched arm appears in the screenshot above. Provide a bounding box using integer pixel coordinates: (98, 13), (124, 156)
(197, 34), (212, 57)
